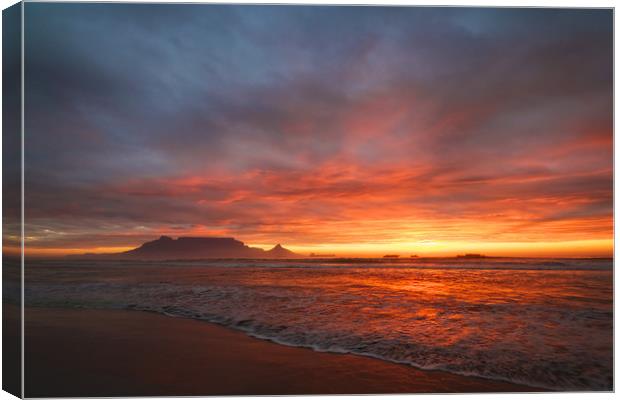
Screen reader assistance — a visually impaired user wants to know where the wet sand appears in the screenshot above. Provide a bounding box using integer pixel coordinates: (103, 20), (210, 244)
(19, 306), (543, 397)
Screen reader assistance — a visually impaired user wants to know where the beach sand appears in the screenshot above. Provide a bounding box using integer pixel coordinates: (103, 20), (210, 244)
(17, 306), (542, 397)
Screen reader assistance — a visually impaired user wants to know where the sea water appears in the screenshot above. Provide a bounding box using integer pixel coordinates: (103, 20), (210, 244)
(18, 257), (613, 391)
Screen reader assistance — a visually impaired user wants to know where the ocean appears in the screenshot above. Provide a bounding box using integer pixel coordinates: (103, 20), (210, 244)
(17, 257), (613, 391)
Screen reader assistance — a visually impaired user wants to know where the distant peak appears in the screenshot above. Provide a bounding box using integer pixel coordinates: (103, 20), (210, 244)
(158, 235), (173, 241)
(266, 244), (300, 258)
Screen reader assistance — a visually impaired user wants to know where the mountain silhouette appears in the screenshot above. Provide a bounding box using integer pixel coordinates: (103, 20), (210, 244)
(71, 236), (301, 260)
(265, 243), (298, 258)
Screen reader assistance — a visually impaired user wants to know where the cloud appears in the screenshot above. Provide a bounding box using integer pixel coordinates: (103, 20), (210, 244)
(22, 5), (613, 254)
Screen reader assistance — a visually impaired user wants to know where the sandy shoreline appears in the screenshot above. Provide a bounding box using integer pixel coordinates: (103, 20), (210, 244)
(16, 305), (542, 397)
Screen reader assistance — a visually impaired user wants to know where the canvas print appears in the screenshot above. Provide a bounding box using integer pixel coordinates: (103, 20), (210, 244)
(2, 2), (614, 397)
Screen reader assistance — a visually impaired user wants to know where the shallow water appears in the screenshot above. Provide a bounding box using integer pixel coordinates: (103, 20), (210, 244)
(20, 257), (613, 391)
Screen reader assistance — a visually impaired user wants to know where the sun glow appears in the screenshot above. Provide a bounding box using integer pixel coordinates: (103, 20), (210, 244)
(14, 238), (612, 259)
(286, 239), (612, 258)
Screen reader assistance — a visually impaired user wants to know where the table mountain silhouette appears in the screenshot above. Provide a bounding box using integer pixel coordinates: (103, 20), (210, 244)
(72, 236), (300, 260)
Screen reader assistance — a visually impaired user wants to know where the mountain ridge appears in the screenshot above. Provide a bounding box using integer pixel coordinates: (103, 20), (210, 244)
(69, 236), (301, 260)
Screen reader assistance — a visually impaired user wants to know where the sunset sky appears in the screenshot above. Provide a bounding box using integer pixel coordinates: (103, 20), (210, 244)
(11, 5), (613, 257)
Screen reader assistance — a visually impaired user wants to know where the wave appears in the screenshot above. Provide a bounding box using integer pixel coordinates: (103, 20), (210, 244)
(24, 260), (613, 392)
(125, 303), (609, 391)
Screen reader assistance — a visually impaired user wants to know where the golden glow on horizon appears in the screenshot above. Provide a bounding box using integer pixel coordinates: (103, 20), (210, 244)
(286, 239), (613, 258)
(16, 246), (135, 257)
(15, 239), (613, 258)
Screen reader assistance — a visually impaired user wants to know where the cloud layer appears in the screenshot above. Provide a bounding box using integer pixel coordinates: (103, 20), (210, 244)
(20, 5), (613, 256)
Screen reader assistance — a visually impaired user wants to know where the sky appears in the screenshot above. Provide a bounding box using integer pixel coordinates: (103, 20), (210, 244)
(9, 4), (613, 257)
